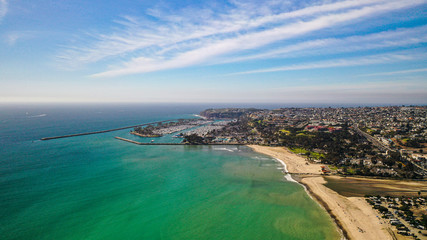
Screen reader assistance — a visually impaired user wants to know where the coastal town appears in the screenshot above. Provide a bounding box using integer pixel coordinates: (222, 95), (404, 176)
(197, 107), (427, 179)
(133, 106), (426, 179)
(366, 195), (426, 239)
(129, 106), (427, 239)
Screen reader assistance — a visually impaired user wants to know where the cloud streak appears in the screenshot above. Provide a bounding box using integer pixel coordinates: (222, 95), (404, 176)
(360, 68), (427, 77)
(57, 0), (427, 77)
(231, 50), (425, 75)
(60, 0), (385, 65)
(4, 31), (38, 45)
(221, 26), (427, 64)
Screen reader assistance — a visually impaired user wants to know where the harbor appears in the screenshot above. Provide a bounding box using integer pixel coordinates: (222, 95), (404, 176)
(40, 119), (178, 140)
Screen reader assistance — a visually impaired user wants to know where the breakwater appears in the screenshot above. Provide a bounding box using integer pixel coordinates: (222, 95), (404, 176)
(114, 137), (244, 145)
(115, 137), (185, 145)
(40, 119), (177, 140)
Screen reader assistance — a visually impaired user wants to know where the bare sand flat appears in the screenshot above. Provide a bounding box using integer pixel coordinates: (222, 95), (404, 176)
(324, 175), (427, 197)
(248, 145), (394, 240)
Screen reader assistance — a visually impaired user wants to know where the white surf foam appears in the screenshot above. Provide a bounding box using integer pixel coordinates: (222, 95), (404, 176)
(214, 147), (235, 152)
(273, 157), (297, 183)
(272, 158), (317, 203)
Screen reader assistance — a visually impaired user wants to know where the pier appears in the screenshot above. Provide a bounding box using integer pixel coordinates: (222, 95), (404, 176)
(40, 119), (177, 141)
(115, 137), (185, 145)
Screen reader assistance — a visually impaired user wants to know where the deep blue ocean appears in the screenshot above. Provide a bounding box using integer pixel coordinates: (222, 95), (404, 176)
(0, 103), (339, 240)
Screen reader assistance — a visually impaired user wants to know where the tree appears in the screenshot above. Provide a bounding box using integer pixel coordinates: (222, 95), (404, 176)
(383, 158), (395, 167)
(183, 134), (205, 145)
(421, 214), (427, 228)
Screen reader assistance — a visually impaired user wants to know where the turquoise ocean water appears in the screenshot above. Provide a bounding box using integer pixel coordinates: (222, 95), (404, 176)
(0, 104), (339, 240)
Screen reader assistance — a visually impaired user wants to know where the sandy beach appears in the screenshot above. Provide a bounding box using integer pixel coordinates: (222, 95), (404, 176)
(248, 145), (395, 240)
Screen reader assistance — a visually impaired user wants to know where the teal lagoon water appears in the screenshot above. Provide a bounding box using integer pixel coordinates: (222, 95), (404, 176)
(0, 104), (339, 239)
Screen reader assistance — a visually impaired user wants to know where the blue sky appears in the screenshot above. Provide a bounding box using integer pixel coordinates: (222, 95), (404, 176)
(0, 0), (426, 105)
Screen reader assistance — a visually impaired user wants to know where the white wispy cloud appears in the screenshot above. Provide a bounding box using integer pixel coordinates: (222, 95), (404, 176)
(57, 0), (426, 77)
(4, 31), (38, 45)
(0, 0), (8, 23)
(360, 68), (427, 77)
(221, 26), (427, 63)
(232, 50), (425, 75)
(60, 0), (379, 66)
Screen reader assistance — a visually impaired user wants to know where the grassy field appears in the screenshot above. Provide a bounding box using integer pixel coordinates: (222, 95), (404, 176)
(279, 129), (290, 135)
(296, 131), (315, 137)
(289, 147), (325, 160)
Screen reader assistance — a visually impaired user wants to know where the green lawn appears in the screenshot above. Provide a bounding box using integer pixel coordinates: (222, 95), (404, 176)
(279, 129), (291, 135)
(310, 152), (325, 159)
(289, 147), (308, 154)
(289, 147), (325, 159)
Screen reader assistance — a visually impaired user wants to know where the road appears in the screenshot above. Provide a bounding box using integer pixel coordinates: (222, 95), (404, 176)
(353, 125), (426, 175)
(353, 125), (392, 152)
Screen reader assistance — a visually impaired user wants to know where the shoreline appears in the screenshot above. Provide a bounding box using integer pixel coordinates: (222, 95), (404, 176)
(271, 157), (298, 183)
(300, 179), (349, 240)
(247, 145), (394, 240)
